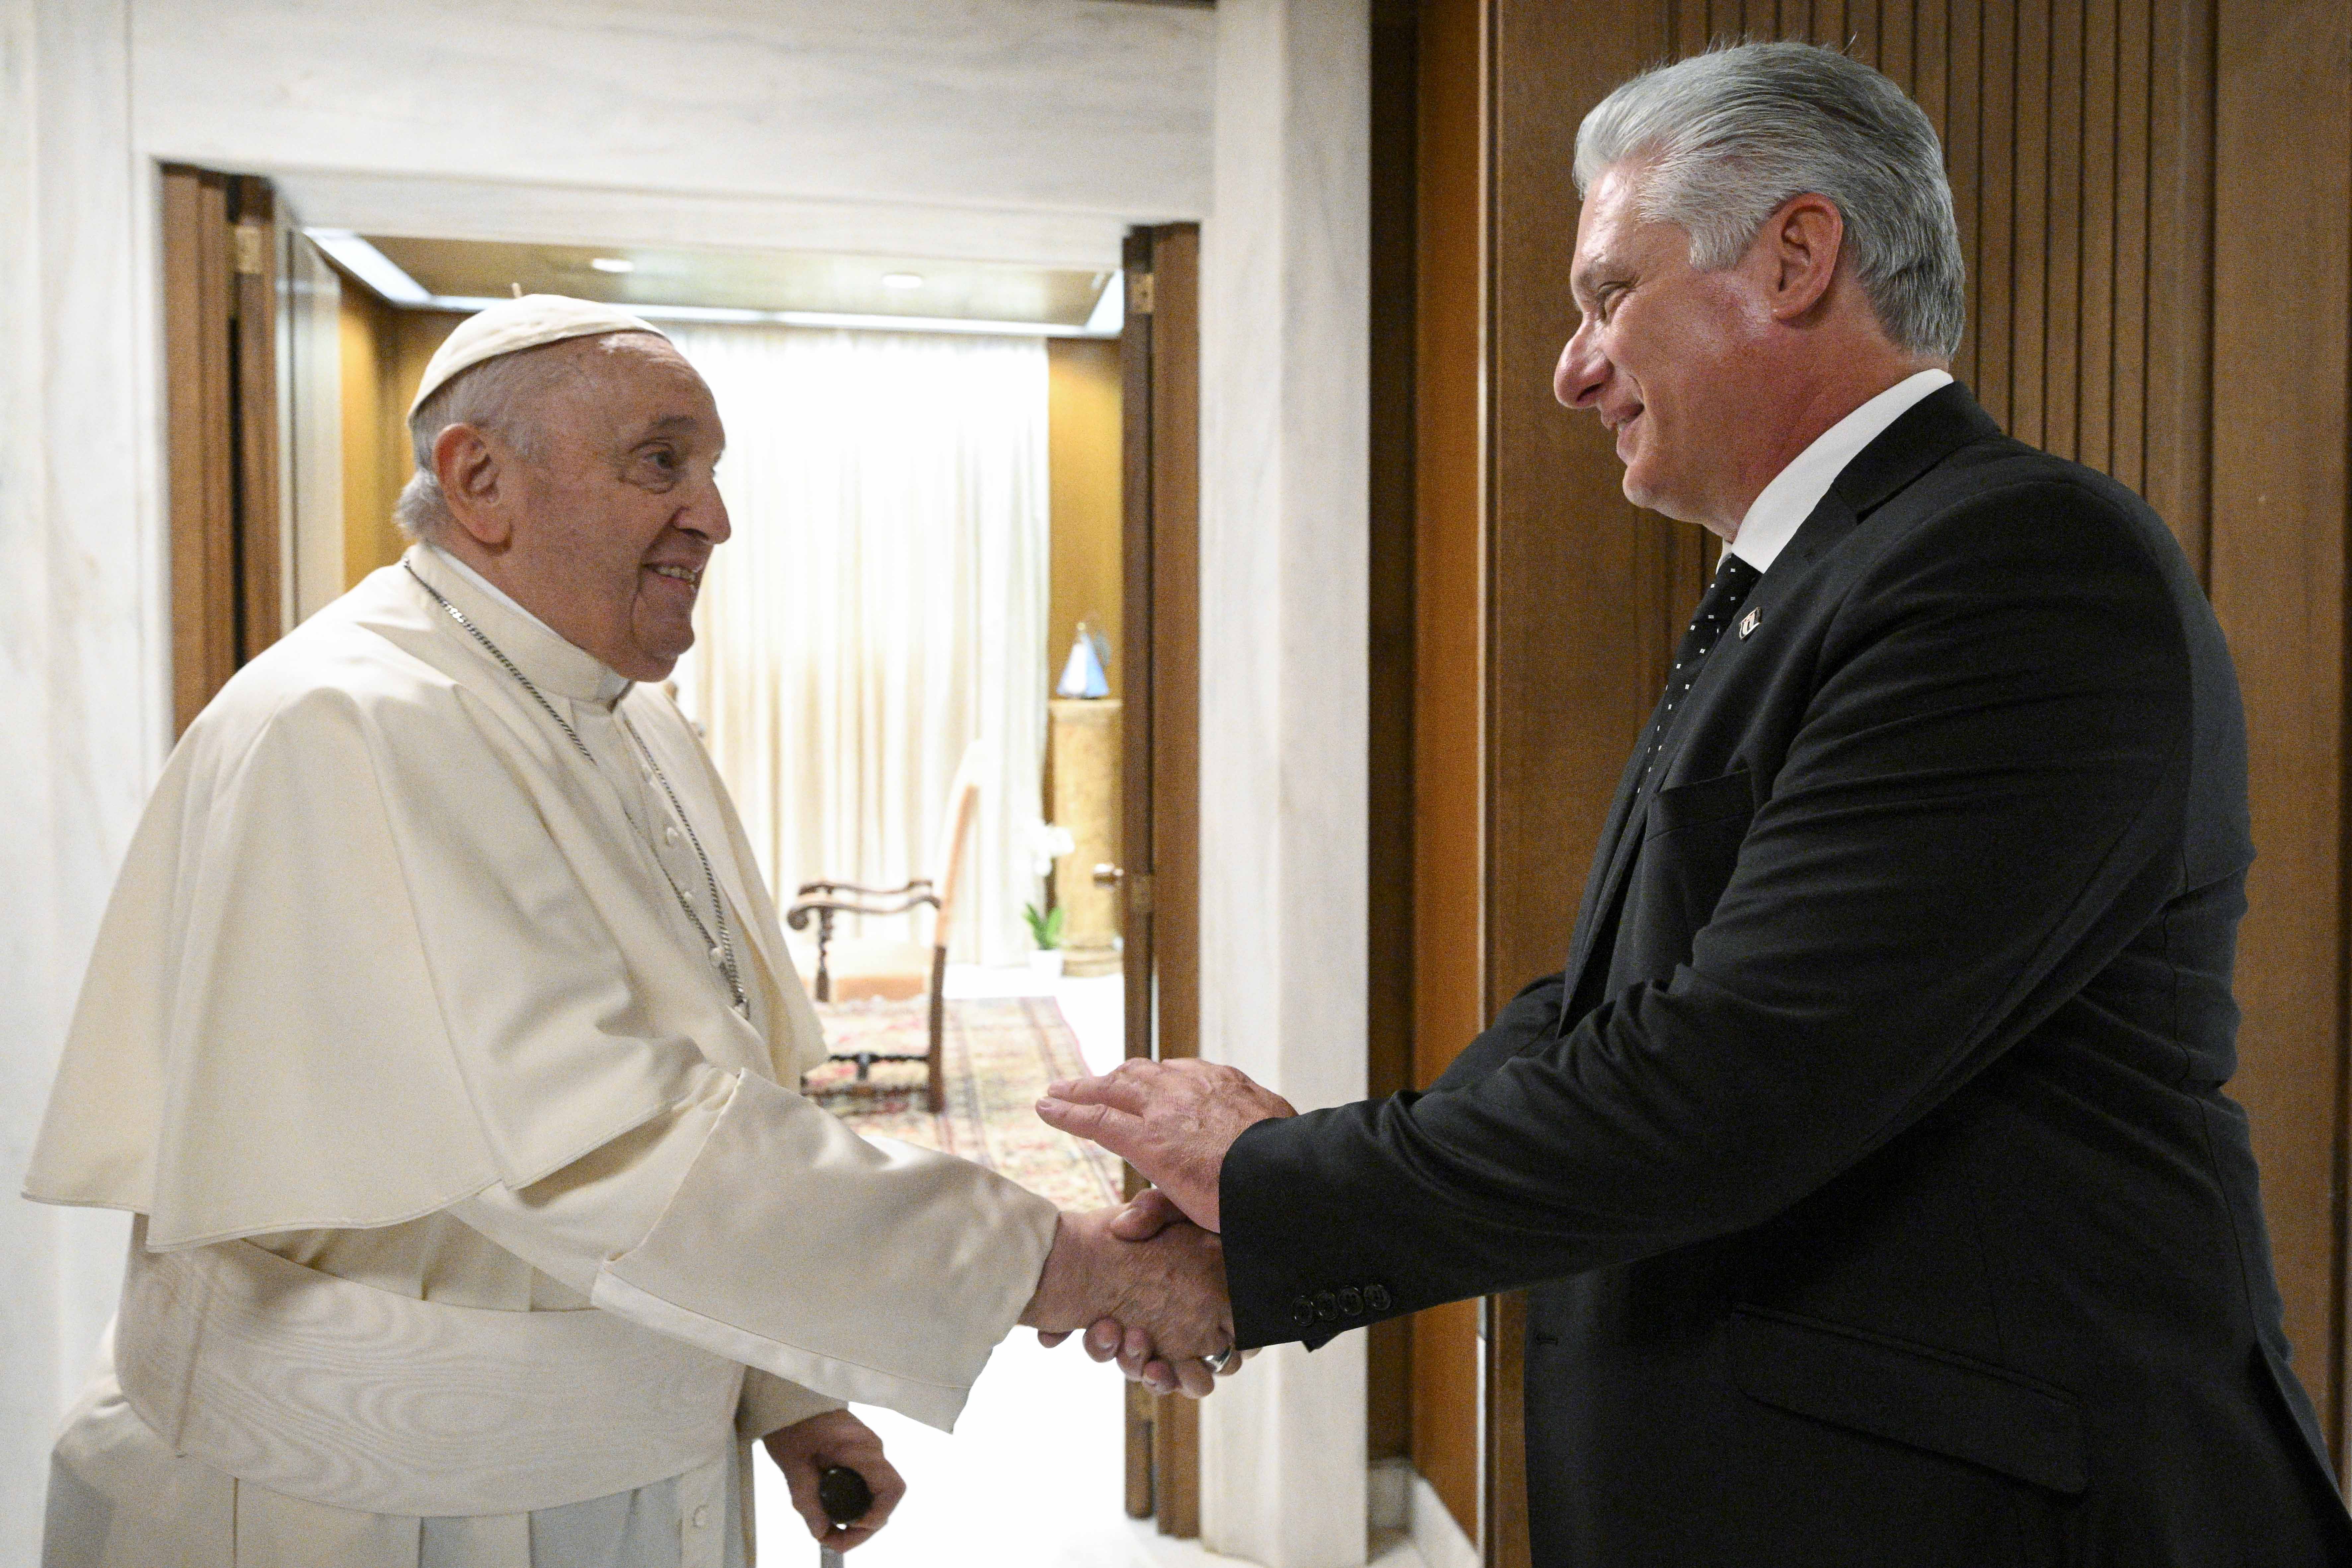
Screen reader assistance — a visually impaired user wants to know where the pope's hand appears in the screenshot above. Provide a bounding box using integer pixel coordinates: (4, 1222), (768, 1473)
(763, 1408), (905, 1552)
(1035, 1059), (1297, 1232)
(1019, 1205), (1233, 1398)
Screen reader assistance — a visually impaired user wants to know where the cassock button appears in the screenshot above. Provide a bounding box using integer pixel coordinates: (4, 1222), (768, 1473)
(1366, 1284), (1392, 1312)
(709, 945), (723, 965)
(1291, 1295), (1316, 1327)
(1338, 1286), (1364, 1316)
(664, 825), (681, 845)
(691, 1504), (709, 1530)
(1315, 1290), (1339, 1321)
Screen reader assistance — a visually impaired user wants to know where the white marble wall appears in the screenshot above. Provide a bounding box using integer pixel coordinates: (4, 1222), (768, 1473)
(0, 4), (1214, 1560)
(0, 0), (159, 1558)
(1195, 1), (1372, 1564)
(132, 0), (1214, 265)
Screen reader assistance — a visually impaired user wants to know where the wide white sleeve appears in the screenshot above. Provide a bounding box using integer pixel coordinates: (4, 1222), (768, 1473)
(450, 1066), (1059, 1432)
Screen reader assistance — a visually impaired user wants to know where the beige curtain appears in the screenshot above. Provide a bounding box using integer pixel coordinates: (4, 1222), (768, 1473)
(668, 323), (1049, 967)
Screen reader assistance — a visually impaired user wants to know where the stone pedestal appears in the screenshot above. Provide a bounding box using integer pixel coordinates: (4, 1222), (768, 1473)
(1049, 697), (1123, 976)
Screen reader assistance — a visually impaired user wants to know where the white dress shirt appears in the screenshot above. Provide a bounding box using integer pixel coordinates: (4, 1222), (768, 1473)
(1728, 368), (1954, 575)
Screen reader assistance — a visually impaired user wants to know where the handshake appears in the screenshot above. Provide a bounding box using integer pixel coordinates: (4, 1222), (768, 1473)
(1015, 1057), (1298, 1398)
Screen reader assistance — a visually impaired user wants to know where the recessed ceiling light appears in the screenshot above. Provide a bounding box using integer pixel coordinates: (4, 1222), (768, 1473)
(589, 257), (635, 273)
(881, 272), (925, 290)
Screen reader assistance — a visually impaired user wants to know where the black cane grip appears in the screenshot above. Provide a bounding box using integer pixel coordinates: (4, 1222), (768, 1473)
(818, 1464), (873, 1526)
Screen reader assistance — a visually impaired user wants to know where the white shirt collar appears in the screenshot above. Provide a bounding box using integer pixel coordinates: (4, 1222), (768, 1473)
(1727, 369), (1954, 575)
(419, 542), (634, 707)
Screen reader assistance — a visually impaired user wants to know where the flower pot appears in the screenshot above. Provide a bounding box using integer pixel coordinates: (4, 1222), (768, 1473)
(1028, 949), (1066, 980)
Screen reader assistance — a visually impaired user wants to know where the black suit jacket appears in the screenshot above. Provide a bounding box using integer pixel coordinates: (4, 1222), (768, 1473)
(1221, 387), (2352, 1565)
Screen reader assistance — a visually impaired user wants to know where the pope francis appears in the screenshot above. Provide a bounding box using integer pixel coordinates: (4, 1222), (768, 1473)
(26, 296), (1229, 1567)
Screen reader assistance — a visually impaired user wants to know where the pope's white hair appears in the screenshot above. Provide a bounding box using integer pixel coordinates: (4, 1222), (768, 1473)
(394, 331), (661, 543)
(1574, 40), (1967, 360)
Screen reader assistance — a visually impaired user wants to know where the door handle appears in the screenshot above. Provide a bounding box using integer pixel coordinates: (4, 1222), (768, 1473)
(1093, 863), (1124, 888)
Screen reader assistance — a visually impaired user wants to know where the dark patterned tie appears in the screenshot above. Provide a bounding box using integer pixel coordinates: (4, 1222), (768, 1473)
(1640, 554), (1763, 782)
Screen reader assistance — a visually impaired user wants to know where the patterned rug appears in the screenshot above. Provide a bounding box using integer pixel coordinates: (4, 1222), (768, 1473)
(801, 995), (1122, 1212)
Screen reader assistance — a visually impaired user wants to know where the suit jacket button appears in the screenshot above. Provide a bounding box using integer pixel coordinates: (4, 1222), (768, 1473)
(1291, 1295), (1315, 1327)
(1366, 1284), (1392, 1312)
(1315, 1291), (1339, 1321)
(1338, 1287), (1364, 1315)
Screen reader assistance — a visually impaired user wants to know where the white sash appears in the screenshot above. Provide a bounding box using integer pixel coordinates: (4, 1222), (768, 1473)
(114, 1236), (743, 1517)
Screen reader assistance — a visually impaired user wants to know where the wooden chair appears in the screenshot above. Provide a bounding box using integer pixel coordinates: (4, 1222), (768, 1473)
(786, 742), (984, 1113)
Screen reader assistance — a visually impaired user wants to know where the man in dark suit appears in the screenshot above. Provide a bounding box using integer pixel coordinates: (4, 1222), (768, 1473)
(1040, 39), (2352, 1565)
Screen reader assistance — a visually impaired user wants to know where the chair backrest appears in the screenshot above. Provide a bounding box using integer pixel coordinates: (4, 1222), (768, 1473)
(927, 739), (987, 953)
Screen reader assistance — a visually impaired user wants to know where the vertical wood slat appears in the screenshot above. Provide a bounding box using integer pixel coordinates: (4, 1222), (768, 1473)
(163, 165), (237, 737)
(2010, 0), (2050, 448)
(1974, 0), (2016, 429)
(2110, 0), (2152, 498)
(1945, 0), (1982, 394)
(2077, 0), (2119, 477)
(1147, 223), (1202, 1540)
(2042, 0), (2083, 461)
(2143, 0), (2215, 573)
(231, 177), (283, 660)
(1913, 0), (1949, 141)
(1881, 2), (1917, 91)
(1810, 0), (1845, 49)
(2206, 0), (2351, 1468)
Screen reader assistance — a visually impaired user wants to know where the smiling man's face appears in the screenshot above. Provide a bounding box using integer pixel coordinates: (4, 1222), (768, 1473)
(1555, 165), (1779, 532)
(492, 334), (729, 681)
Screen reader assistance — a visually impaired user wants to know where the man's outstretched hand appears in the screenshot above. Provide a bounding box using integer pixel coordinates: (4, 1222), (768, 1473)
(1020, 1205), (1234, 1397)
(1035, 1059), (1297, 1232)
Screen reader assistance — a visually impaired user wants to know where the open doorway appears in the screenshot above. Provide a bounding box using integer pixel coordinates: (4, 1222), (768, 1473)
(164, 170), (1228, 1566)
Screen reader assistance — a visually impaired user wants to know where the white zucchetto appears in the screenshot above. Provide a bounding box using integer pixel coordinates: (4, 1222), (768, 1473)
(409, 293), (668, 415)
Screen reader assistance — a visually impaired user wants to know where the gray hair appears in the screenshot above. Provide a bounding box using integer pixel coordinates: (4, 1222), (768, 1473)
(392, 348), (562, 543)
(1573, 40), (1966, 360)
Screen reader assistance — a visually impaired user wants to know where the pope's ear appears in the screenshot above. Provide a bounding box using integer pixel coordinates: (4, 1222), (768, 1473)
(433, 423), (511, 547)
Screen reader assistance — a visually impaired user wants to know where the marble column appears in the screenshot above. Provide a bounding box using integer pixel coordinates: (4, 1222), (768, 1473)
(0, 0), (157, 1554)
(1197, 0), (1370, 1564)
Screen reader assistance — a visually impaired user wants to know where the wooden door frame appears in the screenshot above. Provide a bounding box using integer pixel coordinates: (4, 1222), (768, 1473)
(1117, 221), (1204, 1538)
(162, 163), (283, 733)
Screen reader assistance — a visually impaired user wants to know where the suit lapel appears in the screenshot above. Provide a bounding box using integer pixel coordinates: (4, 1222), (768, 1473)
(1556, 384), (2007, 1016)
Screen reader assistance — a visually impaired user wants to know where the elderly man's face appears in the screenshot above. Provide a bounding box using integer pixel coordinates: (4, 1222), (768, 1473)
(498, 335), (729, 681)
(1555, 165), (1779, 531)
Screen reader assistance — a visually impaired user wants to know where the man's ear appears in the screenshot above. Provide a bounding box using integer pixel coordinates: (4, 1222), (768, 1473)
(1760, 192), (1844, 325)
(433, 423), (511, 547)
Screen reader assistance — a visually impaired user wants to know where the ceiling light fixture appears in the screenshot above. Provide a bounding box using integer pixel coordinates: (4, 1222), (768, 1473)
(589, 257), (636, 273)
(881, 272), (925, 290)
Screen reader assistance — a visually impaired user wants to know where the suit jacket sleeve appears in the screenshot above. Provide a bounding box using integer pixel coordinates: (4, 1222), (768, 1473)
(1222, 482), (2198, 1349)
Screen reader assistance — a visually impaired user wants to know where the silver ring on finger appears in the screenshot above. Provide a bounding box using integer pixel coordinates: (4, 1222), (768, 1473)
(1202, 1344), (1238, 1375)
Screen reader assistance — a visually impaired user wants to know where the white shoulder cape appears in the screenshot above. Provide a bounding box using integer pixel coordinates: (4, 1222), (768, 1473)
(27, 558), (828, 1250)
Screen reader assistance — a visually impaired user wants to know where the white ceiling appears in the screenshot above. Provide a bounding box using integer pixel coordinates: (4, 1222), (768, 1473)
(130, 0), (1215, 270)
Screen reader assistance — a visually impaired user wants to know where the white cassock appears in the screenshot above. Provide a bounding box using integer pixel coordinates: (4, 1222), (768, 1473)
(25, 543), (1059, 1567)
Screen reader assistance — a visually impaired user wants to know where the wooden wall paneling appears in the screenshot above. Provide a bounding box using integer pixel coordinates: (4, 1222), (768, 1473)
(2043, 0), (2084, 462)
(230, 176), (283, 659)
(1148, 222), (1202, 1538)
(1946, 0), (1983, 395)
(1485, 5), (1677, 1563)
(1410, 0), (1490, 1541)
(1367, 0), (1422, 1466)
(2109, 0), (2151, 498)
(163, 166), (237, 736)
(2206, 0), (2351, 1466)
(2078, 0), (2120, 478)
(2143, 0), (2216, 574)
(2010, 0), (2051, 450)
(1882, 1), (1917, 90)
(1115, 221), (1204, 1536)
(1808, 0), (1844, 50)
(1974, 0), (2016, 430)
(1914, 2), (1949, 134)
(1845, 0), (1877, 62)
